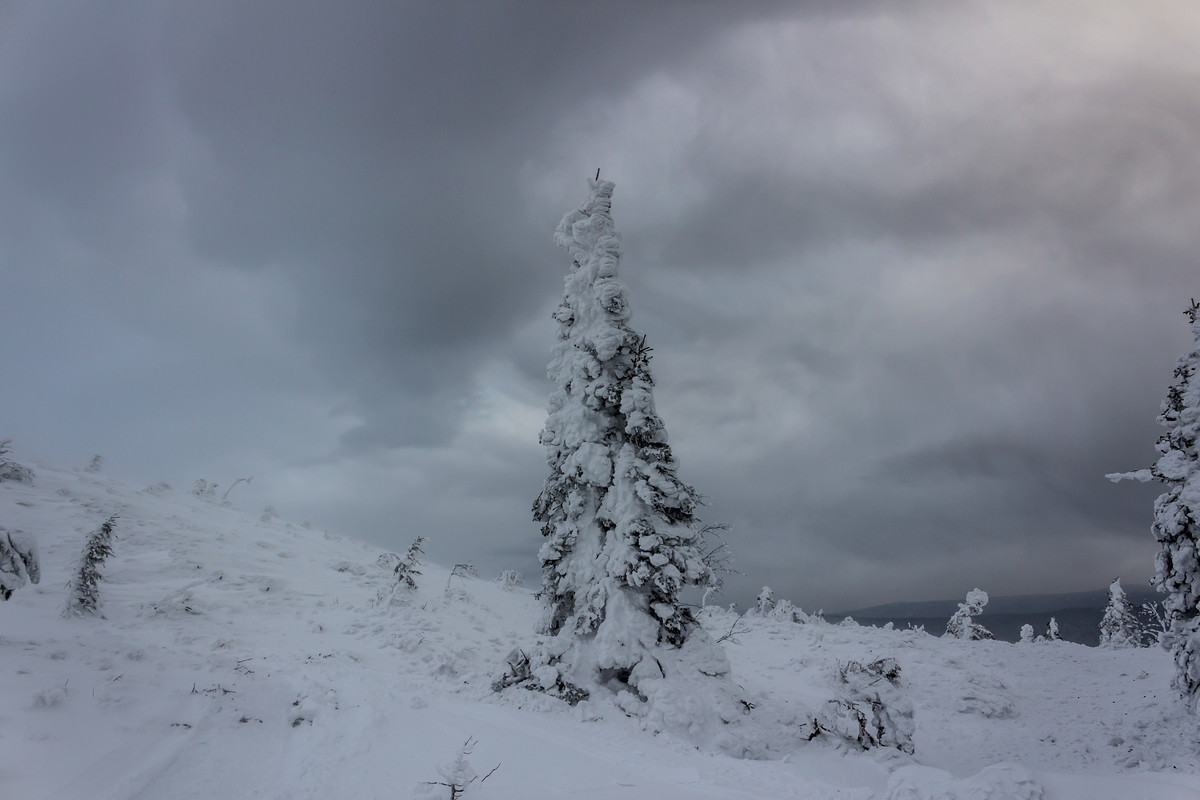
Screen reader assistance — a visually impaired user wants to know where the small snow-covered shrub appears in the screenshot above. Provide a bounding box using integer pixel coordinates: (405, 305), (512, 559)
(756, 586), (775, 616)
(768, 598), (809, 624)
(414, 737), (498, 800)
(0, 527), (41, 600)
(65, 515), (117, 615)
(817, 658), (914, 754)
(1099, 578), (1141, 649)
(493, 569), (524, 590)
(1019, 624), (1035, 643)
(944, 589), (994, 640)
(191, 479), (217, 498)
(84, 454), (104, 473)
(1046, 617), (1061, 641)
(0, 439), (34, 483)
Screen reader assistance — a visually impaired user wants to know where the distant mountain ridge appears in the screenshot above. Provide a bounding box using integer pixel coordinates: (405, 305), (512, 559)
(832, 586), (1163, 646)
(837, 586), (1161, 620)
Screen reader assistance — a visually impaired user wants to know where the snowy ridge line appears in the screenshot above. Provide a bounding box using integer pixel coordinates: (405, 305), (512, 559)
(0, 464), (1197, 799)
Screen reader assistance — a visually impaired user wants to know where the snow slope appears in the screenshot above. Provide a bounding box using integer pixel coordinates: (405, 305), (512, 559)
(3, 465), (1198, 799)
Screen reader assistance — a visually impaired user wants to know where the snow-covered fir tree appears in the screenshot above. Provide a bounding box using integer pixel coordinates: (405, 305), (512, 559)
(1108, 301), (1200, 709)
(1099, 578), (1141, 649)
(524, 177), (730, 720)
(944, 588), (994, 640)
(1046, 617), (1061, 641)
(0, 527), (40, 600)
(65, 515), (117, 615)
(756, 586), (775, 616)
(1019, 624), (1035, 644)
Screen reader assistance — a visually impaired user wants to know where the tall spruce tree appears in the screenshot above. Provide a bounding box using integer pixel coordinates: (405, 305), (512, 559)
(1109, 300), (1200, 708)
(532, 177), (714, 691)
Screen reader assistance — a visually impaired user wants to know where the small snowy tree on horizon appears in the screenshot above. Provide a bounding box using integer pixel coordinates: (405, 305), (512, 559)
(756, 586), (775, 617)
(944, 588), (994, 640)
(1099, 578), (1141, 649)
(1019, 624), (1035, 643)
(1046, 616), (1061, 641)
(1108, 300), (1200, 709)
(524, 177), (724, 711)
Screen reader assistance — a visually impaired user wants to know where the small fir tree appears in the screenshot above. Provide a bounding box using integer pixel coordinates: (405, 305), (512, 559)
(528, 177), (720, 707)
(1046, 617), (1061, 641)
(65, 515), (117, 615)
(0, 527), (40, 600)
(1108, 301), (1200, 708)
(756, 586), (776, 617)
(394, 537), (426, 590)
(1099, 578), (1141, 649)
(944, 588), (994, 640)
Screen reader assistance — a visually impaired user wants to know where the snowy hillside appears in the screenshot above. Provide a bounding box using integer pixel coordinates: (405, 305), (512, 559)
(3, 465), (1199, 799)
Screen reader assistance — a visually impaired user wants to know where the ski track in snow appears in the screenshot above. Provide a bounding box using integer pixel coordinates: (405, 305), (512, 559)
(3, 466), (1199, 799)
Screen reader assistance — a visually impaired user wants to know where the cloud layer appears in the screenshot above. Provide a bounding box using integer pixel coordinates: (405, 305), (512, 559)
(1, 1), (1196, 611)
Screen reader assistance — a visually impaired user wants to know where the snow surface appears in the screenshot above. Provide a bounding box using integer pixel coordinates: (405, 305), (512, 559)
(3, 465), (1200, 799)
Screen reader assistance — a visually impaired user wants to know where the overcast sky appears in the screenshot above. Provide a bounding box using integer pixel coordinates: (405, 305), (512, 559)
(2, 0), (1197, 612)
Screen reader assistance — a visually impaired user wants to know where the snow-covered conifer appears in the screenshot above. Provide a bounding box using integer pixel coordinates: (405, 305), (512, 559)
(1108, 301), (1200, 707)
(1046, 617), (1061, 641)
(0, 439), (34, 483)
(944, 588), (994, 640)
(756, 586), (776, 617)
(1019, 624), (1035, 643)
(0, 527), (40, 600)
(1099, 578), (1141, 649)
(394, 537), (426, 590)
(527, 177), (721, 707)
(65, 515), (117, 615)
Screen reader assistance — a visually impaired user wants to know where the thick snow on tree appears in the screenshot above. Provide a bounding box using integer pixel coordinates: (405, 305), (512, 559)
(1046, 617), (1061, 642)
(755, 586), (775, 617)
(944, 588), (995, 641)
(1019, 624), (1035, 644)
(1099, 578), (1142, 649)
(521, 178), (742, 741)
(0, 527), (40, 600)
(1108, 301), (1200, 709)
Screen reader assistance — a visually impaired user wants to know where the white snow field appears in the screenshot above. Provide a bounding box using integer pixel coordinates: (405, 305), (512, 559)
(3, 465), (1199, 800)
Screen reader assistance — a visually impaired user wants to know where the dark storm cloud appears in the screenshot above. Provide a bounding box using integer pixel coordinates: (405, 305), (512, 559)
(1, 0), (1197, 611)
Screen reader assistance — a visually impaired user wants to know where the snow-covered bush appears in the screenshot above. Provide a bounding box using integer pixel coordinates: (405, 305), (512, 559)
(221, 476), (253, 501)
(191, 479), (217, 498)
(944, 589), (994, 640)
(769, 598), (809, 624)
(414, 737), (498, 799)
(84, 454), (104, 473)
(1019, 624), (1035, 643)
(493, 570), (524, 590)
(817, 658), (914, 754)
(0, 439), (34, 483)
(65, 515), (117, 615)
(755, 586), (775, 617)
(1107, 301), (1200, 709)
(522, 178), (729, 724)
(0, 527), (40, 600)
(1046, 617), (1061, 641)
(1099, 578), (1141, 649)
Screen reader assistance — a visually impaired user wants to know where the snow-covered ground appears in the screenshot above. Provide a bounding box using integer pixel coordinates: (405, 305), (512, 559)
(3, 465), (1199, 799)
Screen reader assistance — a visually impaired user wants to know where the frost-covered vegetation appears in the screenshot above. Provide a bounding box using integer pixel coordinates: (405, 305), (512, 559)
(2, 461), (1199, 799)
(0, 525), (40, 600)
(1109, 300), (1200, 710)
(64, 514), (117, 615)
(944, 588), (995, 641)
(1100, 578), (1143, 649)
(516, 178), (743, 736)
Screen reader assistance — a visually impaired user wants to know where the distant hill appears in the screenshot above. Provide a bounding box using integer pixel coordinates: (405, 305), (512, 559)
(833, 586), (1164, 646)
